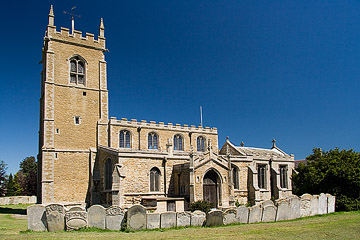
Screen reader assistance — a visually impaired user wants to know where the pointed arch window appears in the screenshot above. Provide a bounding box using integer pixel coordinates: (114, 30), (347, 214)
(119, 130), (131, 148)
(104, 159), (112, 190)
(197, 136), (206, 152)
(150, 167), (161, 192)
(174, 134), (183, 151)
(148, 132), (158, 149)
(70, 56), (86, 85)
(232, 166), (239, 189)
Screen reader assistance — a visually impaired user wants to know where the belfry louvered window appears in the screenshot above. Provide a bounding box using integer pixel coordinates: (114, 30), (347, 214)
(70, 56), (85, 85)
(174, 134), (183, 151)
(197, 136), (206, 152)
(119, 130), (131, 148)
(148, 132), (158, 149)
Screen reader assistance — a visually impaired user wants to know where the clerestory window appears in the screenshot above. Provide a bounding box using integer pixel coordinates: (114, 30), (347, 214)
(173, 134), (183, 151)
(197, 136), (206, 152)
(148, 132), (158, 149)
(119, 130), (131, 148)
(70, 56), (85, 85)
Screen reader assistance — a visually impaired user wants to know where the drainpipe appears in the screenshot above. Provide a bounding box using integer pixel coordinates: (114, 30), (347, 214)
(137, 127), (141, 150)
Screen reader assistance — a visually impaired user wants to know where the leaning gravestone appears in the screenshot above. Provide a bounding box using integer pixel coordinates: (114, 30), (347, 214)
(288, 196), (301, 220)
(275, 198), (289, 221)
(147, 213), (160, 229)
(223, 209), (237, 225)
(327, 194), (336, 213)
(236, 206), (249, 224)
(190, 210), (206, 226)
(161, 212), (177, 228)
(105, 206), (125, 230)
(127, 205), (147, 230)
(27, 205), (47, 231)
(318, 193), (327, 215)
(88, 205), (106, 229)
(300, 194), (312, 218)
(46, 204), (65, 232)
(177, 212), (191, 227)
(261, 205), (277, 222)
(65, 210), (88, 230)
(206, 210), (223, 226)
(310, 195), (319, 216)
(248, 205), (261, 223)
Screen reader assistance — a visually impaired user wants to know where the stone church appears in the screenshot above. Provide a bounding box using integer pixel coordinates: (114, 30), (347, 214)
(38, 6), (295, 211)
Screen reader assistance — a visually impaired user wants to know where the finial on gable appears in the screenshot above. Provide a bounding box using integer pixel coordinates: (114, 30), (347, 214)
(272, 139), (276, 148)
(226, 136), (229, 142)
(48, 5), (55, 26)
(240, 141), (244, 147)
(99, 18), (105, 37)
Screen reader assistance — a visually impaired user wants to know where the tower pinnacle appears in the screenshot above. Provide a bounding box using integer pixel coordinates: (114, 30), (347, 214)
(48, 5), (54, 26)
(99, 18), (105, 37)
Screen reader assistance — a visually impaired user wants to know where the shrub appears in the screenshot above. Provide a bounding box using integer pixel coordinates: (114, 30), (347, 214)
(188, 200), (213, 213)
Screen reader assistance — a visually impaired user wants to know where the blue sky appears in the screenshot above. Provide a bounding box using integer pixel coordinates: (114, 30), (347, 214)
(1, 1), (360, 174)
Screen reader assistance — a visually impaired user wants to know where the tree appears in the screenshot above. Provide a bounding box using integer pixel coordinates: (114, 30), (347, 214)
(17, 156), (37, 196)
(0, 161), (7, 196)
(293, 148), (360, 211)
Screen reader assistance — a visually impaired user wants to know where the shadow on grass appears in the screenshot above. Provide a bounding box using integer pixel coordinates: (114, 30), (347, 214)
(0, 207), (26, 215)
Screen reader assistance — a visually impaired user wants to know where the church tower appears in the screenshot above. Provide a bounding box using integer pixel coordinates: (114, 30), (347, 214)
(38, 5), (109, 204)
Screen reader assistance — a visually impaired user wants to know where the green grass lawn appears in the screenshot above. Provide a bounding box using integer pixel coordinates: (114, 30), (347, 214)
(0, 204), (359, 240)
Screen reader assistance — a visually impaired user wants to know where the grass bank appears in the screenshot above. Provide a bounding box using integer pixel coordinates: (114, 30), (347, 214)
(0, 204), (359, 239)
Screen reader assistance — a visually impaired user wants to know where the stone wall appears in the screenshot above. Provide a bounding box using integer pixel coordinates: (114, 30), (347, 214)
(28, 193), (335, 231)
(0, 196), (36, 205)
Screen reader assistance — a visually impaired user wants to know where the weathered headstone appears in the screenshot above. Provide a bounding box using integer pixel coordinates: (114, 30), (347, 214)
(206, 210), (223, 226)
(177, 212), (191, 227)
(236, 206), (249, 224)
(88, 205), (106, 229)
(318, 193), (327, 215)
(275, 199), (289, 221)
(190, 210), (206, 226)
(310, 195), (319, 216)
(127, 205), (147, 230)
(300, 194), (312, 217)
(105, 206), (125, 230)
(46, 204), (65, 232)
(288, 196), (301, 220)
(68, 206), (85, 212)
(260, 200), (275, 208)
(161, 212), (177, 228)
(27, 205), (47, 231)
(248, 205), (261, 223)
(223, 209), (237, 225)
(146, 213), (160, 229)
(261, 205), (276, 222)
(327, 194), (336, 213)
(65, 211), (88, 230)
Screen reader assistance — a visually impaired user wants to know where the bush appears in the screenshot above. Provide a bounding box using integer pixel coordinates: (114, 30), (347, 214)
(188, 200), (213, 213)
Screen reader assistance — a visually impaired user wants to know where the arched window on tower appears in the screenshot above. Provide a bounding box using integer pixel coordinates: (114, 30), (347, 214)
(119, 130), (131, 148)
(148, 132), (158, 149)
(70, 56), (86, 85)
(197, 136), (206, 152)
(173, 134), (183, 151)
(232, 166), (239, 190)
(104, 159), (112, 190)
(150, 167), (161, 192)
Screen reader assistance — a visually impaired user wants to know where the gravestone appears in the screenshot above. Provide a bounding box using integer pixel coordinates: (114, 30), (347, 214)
(161, 212), (177, 228)
(65, 211), (88, 230)
(300, 194), (312, 217)
(88, 205), (106, 229)
(223, 209), (237, 225)
(46, 204), (65, 232)
(275, 199), (289, 221)
(248, 205), (261, 223)
(318, 193), (327, 215)
(105, 206), (125, 230)
(310, 195), (319, 216)
(260, 200), (275, 208)
(0, 197), (4, 205)
(127, 205), (147, 230)
(327, 194), (336, 213)
(68, 206), (85, 212)
(288, 196), (301, 220)
(236, 206), (249, 224)
(177, 212), (191, 227)
(190, 210), (206, 226)
(261, 205), (276, 222)
(146, 213), (160, 229)
(27, 205), (47, 231)
(206, 210), (223, 226)
(30, 196), (37, 204)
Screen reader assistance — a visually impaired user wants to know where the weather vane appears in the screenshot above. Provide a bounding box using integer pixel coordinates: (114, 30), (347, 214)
(63, 6), (81, 34)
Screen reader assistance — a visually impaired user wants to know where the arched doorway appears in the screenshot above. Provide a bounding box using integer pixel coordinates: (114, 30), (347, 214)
(203, 170), (221, 207)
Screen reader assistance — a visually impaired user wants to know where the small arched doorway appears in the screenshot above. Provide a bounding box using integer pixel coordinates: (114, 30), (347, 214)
(203, 170), (221, 207)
